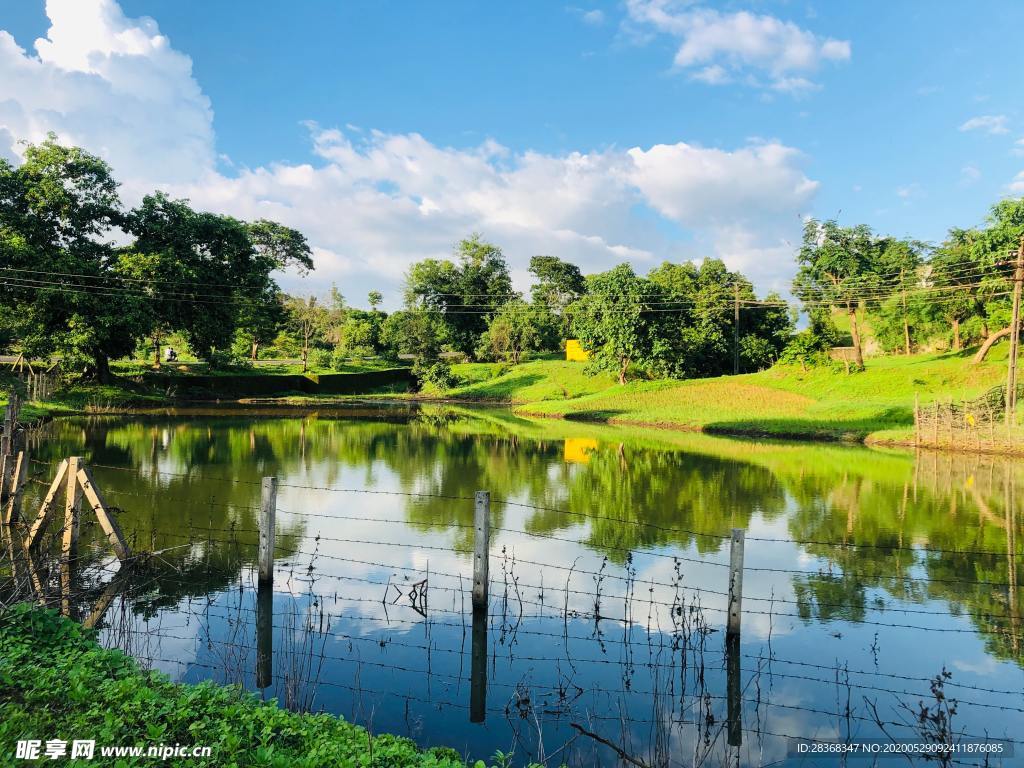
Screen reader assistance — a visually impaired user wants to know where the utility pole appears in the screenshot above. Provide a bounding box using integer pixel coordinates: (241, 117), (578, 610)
(1005, 237), (1024, 426)
(900, 268), (911, 355)
(733, 283), (740, 375)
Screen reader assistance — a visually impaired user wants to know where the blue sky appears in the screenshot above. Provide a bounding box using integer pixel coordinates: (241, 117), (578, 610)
(1, 1), (1023, 305)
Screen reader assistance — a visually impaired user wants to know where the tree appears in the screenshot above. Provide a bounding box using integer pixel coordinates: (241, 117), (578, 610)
(876, 237), (926, 354)
(529, 255), (586, 348)
(477, 299), (542, 364)
(124, 193), (274, 363)
(380, 309), (445, 361)
(570, 265), (663, 384)
(0, 136), (143, 382)
(967, 199), (1024, 363)
(335, 309), (385, 359)
(283, 295), (331, 372)
(930, 229), (984, 353)
(368, 290), (383, 311)
(239, 220), (313, 360)
(404, 234), (513, 357)
(794, 220), (879, 369)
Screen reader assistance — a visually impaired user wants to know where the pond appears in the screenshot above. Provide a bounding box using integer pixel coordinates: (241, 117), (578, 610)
(10, 404), (1024, 766)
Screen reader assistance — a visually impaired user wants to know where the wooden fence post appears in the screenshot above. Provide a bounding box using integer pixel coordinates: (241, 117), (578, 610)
(62, 457), (83, 559)
(259, 477), (277, 584)
(4, 450), (27, 525)
(727, 528), (745, 637)
(77, 463), (130, 561)
(25, 459), (69, 550)
(473, 491), (490, 610)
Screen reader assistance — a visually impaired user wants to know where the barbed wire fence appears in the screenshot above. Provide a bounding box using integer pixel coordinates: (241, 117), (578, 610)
(2, 457), (1022, 767)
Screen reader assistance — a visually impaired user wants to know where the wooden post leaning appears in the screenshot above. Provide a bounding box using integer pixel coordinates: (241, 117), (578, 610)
(25, 458), (130, 562)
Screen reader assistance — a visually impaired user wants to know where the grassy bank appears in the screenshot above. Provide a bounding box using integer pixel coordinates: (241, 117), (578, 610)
(0, 605), (527, 768)
(426, 348), (1010, 443)
(4, 347), (1013, 446)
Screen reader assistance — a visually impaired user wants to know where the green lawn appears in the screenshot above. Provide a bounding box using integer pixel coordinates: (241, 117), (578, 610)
(430, 347), (1011, 444)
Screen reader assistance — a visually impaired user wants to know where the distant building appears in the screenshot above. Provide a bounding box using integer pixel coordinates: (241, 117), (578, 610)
(565, 339), (589, 362)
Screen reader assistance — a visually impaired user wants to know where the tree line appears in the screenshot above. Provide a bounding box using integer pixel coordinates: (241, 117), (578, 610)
(794, 199), (1024, 369)
(2, 137), (1023, 386)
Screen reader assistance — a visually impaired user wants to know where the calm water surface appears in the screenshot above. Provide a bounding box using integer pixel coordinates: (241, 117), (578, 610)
(18, 405), (1024, 766)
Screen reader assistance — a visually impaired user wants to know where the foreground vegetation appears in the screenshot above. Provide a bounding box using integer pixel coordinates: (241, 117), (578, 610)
(423, 347), (1010, 443)
(0, 605), (527, 768)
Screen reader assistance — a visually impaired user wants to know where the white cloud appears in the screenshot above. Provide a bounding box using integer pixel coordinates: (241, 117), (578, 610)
(0, 0), (213, 193)
(1013, 138), (1024, 157)
(960, 164), (981, 185)
(0, 0), (819, 305)
(1009, 171), (1024, 194)
(625, 0), (850, 92)
(568, 6), (606, 26)
(959, 115), (1010, 135)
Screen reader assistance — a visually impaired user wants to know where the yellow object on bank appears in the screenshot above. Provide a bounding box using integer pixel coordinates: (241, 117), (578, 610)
(564, 438), (598, 464)
(565, 339), (589, 362)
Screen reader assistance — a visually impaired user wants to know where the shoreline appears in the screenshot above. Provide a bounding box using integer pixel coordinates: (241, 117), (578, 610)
(29, 390), (1024, 457)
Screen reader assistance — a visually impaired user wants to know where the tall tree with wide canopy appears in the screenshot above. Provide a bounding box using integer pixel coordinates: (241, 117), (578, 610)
(968, 199), (1024, 363)
(528, 254), (586, 348)
(929, 229), (984, 353)
(0, 137), (145, 381)
(122, 194), (314, 364)
(404, 234), (513, 358)
(876, 237), (927, 354)
(570, 264), (664, 384)
(793, 219), (879, 368)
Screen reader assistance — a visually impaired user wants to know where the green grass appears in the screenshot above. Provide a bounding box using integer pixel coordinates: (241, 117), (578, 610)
(423, 360), (617, 402)
(0, 605), (532, 768)
(427, 347), (1011, 444)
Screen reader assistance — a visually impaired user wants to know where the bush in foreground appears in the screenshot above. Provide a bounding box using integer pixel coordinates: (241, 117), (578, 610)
(0, 605), (526, 768)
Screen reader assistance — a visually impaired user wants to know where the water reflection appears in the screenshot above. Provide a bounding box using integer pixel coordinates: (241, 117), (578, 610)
(6, 405), (1024, 766)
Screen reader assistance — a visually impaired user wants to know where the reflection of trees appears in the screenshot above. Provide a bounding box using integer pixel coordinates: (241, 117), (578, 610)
(25, 409), (1024, 665)
(784, 451), (1023, 666)
(549, 444), (788, 561)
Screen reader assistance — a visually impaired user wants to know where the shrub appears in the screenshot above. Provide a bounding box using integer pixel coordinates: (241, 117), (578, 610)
(778, 331), (834, 371)
(413, 360), (460, 391)
(308, 348), (332, 370)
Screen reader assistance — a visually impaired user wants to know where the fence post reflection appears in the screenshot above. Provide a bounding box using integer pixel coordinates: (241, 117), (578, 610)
(256, 580), (273, 689)
(726, 632), (741, 747)
(470, 605), (487, 723)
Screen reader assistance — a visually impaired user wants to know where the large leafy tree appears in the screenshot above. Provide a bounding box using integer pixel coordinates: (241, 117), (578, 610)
(529, 254), (586, 348)
(404, 234), (513, 357)
(794, 220), (879, 368)
(929, 229), (984, 353)
(477, 299), (542, 364)
(647, 258), (792, 376)
(876, 237), (927, 354)
(570, 264), (664, 384)
(968, 199), (1024, 362)
(0, 137), (145, 381)
(239, 220), (314, 360)
(122, 195), (314, 365)
(282, 295), (332, 372)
